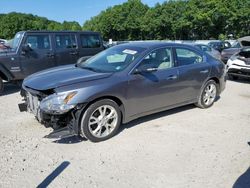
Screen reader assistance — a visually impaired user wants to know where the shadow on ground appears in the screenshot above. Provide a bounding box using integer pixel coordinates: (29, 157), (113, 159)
(49, 104), (196, 144)
(37, 161), (70, 188)
(0, 82), (20, 96)
(119, 104), (196, 133)
(52, 136), (87, 144)
(233, 167), (250, 188)
(233, 142), (250, 188)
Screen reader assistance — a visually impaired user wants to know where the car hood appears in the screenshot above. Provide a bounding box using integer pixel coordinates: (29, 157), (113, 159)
(222, 48), (240, 55)
(23, 65), (113, 90)
(238, 36), (250, 47)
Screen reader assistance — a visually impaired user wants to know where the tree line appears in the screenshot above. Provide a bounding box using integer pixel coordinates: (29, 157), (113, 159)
(0, 12), (82, 39)
(83, 0), (250, 40)
(0, 0), (249, 41)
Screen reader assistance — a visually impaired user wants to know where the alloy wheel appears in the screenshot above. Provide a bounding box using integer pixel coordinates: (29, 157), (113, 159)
(88, 105), (118, 138)
(203, 83), (217, 106)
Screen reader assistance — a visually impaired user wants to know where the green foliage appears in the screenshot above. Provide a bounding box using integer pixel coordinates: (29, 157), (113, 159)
(0, 0), (249, 40)
(83, 0), (149, 40)
(83, 0), (250, 40)
(0, 12), (82, 39)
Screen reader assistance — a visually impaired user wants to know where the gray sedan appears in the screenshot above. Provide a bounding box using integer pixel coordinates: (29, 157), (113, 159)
(19, 42), (226, 142)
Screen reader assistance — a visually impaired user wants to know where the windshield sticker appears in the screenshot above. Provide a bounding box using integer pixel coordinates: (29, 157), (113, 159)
(123, 49), (137, 55)
(16, 34), (21, 38)
(116, 66), (121, 70)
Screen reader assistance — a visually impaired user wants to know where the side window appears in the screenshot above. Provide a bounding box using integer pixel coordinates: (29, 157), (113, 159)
(55, 34), (76, 49)
(176, 48), (203, 66)
(139, 48), (174, 70)
(80, 34), (101, 48)
(201, 45), (211, 52)
(25, 35), (50, 50)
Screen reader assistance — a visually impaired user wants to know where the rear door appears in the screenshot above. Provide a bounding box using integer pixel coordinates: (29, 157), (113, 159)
(54, 33), (79, 65)
(174, 47), (211, 102)
(78, 33), (104, 58)
(20, 33), (56, 77)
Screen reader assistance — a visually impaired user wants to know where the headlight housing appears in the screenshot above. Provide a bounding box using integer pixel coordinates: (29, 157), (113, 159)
(40, 91), (77, 114)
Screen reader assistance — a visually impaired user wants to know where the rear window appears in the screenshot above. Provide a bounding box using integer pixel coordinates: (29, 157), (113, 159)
(176, 48), (203, 66)
(55, 34), (77, 49)
(80, 34), (101, 48)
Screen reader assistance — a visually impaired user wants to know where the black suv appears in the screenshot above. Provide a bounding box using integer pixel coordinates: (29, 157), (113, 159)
(0, 31), (104, 94)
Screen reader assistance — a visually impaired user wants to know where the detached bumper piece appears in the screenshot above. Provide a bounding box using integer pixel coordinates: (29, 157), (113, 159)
(44, 127), (75, 139)
(18, 103), (27, 112)
(40, 110), (80, 137)
(19, 87), (85, 139)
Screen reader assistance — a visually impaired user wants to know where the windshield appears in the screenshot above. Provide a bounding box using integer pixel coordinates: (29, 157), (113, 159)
(8, 32), (23, 51)
(231, 41), (241, 48)
(79, 45), (146, 72)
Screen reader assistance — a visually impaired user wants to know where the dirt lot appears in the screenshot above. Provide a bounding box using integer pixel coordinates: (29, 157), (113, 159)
(0, 80), (249, 188)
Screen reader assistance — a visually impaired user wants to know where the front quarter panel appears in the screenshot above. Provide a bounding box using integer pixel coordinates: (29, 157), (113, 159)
(54, 73), (128, 107)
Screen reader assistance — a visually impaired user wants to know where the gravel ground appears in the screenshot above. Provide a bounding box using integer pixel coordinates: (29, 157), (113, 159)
(0, 80), (249, 188)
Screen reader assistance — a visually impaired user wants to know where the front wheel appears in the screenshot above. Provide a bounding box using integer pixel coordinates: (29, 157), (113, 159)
(79, 99), (121, 142)
(0, 77), (4, 94)
(196, 80), (218, 109)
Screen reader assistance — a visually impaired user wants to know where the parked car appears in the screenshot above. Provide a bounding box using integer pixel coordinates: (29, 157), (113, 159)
(208, 41), (231, 53)
(221, 36), (250, 63)
(193, 44), (221, 60)
(0, 39), (7, 44)
(0, 30), (104, 94)
(227, 47), (250, 80)
(19, 42), (226, 142)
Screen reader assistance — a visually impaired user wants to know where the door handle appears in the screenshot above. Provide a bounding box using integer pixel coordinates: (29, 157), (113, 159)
(47, 53), (55, 58)
(166, 75), (178, 80)
(200, 69), (209, 74)
(70, 51), (79, 55)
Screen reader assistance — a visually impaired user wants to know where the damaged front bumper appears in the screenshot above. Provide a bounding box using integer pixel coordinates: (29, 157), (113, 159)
(18, 88), (85, 138)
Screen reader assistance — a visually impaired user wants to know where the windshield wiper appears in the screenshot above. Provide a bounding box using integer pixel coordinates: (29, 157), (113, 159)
(80, 66), (99, 72)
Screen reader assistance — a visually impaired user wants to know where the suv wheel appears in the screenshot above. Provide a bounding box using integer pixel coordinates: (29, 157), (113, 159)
(79, 99), (121, 142)
(228, 74), (238, 80)
(196, 80), (218, 109)
(0, 77), (4, 94)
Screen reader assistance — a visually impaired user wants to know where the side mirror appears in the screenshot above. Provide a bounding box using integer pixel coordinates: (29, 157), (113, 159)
(134, 64), (158, 74)
(76, 56), (91, 65)
(21, 45), (32, 55)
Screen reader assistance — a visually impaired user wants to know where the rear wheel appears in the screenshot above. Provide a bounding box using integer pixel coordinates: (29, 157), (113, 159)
(79, 99), (121, 142)
(0, 77), (4, 94)
(196, 80), (218, 109)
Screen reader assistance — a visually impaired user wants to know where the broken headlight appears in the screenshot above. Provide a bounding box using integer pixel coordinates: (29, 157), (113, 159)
(40, 91), (77, 114)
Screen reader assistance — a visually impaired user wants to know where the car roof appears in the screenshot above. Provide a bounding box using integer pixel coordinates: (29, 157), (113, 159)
(20, 30), (101, 35)
(116, 41), (198, 50)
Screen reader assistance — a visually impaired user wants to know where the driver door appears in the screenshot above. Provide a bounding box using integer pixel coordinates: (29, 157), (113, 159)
(126, 47), (181, 117)
(20, 33), (56, 78)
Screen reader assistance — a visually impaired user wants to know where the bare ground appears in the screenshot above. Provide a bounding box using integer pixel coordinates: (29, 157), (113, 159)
(0, 80), (249, 188)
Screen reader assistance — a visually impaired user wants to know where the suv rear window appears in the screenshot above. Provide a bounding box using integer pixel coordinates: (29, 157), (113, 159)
(80, 34), (101, 48)
(55, 34), (77, 49)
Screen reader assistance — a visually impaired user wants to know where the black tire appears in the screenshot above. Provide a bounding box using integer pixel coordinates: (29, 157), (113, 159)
(228, 74), (238, 80)
(79, 99), (121, 142)
(196, 80), (218, 109)
(0, 77), (4, 94)
(16, 80), (23, 88)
